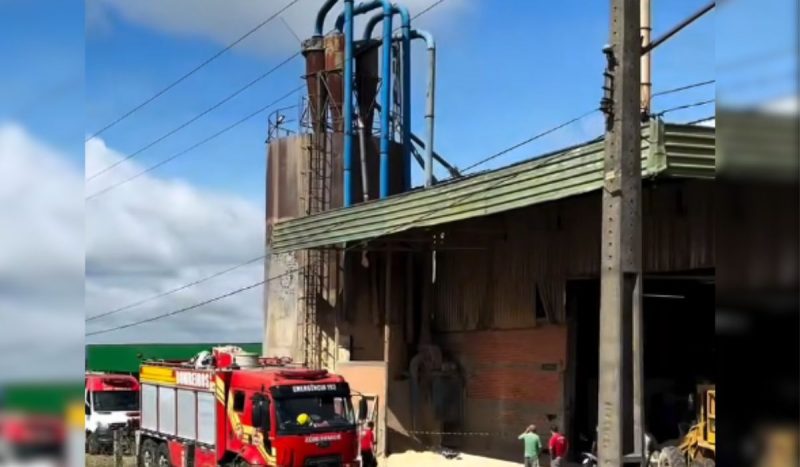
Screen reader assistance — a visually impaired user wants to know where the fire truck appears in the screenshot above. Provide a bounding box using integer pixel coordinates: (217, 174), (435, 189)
(85, 373), (141, 454)
(136, 347), (359, 467)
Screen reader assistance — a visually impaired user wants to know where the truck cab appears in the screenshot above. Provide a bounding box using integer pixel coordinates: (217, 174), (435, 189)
(84, 373), (140, 454)
(136, 347), (359, 467)
(231, 370), (358, 466)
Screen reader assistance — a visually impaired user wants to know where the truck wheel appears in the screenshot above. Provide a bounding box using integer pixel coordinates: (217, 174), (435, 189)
(659, 446), (687, 467)
(156, 443), (171, 467)
(140, 440), (157, 467)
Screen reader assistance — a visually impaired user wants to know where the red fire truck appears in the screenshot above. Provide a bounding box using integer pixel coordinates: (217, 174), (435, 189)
(136, 347), (359, 467)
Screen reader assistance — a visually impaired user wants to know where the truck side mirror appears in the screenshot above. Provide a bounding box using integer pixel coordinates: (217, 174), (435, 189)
(252, 395), (271, 432)
(357, 398), (368, 421)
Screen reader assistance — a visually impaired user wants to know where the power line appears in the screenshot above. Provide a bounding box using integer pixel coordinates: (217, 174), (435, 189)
(85, 84), (304, 201)
(652, 79), (715, 98)
(85, 255), (267, 323)
(84, 165), (521, 337)
(86, 53), (301, 182)
(85, 276), (276, 337)
(655, 98), (715, 116)
(412, 0), (446, 20)
(85, 106), (602, 336)
(84, 0), (302, 142)
(85, 0), (452, 328)
(460, 108), (600, 173)
(685, 115), (715, 125)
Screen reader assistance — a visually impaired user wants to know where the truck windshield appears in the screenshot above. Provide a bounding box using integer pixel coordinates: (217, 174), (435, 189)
(92, 391), (139, 412)
(276, 395), (355, 434)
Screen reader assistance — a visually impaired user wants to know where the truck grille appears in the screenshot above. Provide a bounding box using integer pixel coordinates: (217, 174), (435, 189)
(303, 455), (342, 466)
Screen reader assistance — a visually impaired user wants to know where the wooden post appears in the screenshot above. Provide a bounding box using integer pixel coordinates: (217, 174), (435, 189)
(598, 0), (643, 465)
(113, 429), (123, 467)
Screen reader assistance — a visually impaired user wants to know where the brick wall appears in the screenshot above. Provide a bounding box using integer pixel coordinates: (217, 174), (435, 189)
(436, 326), (568, 460)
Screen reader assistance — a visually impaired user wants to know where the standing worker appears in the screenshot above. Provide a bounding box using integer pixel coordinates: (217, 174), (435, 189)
(518, 424), (542, 467)
(548, 425), (568, 467)
(360, 421), (377, 467)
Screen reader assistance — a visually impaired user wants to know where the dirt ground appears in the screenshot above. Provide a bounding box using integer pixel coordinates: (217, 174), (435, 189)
(84, 451), (578, 467)
(385, 450), (526, 467)
(85, 454), (137, 467)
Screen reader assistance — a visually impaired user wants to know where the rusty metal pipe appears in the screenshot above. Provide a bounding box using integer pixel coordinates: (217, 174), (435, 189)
(315, 0), (340, 36)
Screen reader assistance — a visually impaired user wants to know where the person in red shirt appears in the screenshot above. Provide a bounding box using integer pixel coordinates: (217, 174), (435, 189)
(360, 421), (377, 467)
(548, 425), (568, 466)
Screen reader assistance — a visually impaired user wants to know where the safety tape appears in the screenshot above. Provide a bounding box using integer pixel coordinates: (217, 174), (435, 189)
(407, 430), (501, 437)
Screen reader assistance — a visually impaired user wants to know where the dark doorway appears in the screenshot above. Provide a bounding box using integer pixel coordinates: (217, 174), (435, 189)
(566, 275), (715, 455)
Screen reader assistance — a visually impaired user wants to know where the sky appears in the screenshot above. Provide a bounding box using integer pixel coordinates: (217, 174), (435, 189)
(0, 0), (795, 364)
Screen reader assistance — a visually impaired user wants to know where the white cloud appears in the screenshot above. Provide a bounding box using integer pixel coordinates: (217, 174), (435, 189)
(90, 0), (469, 57)
(0, 123), (84, 382)
(84, 139), (267, 344)
(0, 122), (269, 382)
(762, 95), (798, 115)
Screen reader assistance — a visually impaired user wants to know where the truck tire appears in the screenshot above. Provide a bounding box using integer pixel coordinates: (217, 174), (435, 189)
(139, 439), (158, 467)
(156, 442), (171, 467)
(659, 446), (687, 467)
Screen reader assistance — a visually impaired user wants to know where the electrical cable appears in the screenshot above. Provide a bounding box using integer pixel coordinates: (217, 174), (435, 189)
(85, 0), (302, 142)
(85, 255), (267, 323)
(685, 115), (715, 125)
(84, 0), (455, 334)
(652, 79), (715, 98)
(460, 108), (600, 174)
(655, 99), (715, 116)
(85, 85), (304, 201)
(86, 53), (301, 181)
(86, 113), (604, 336)
(85, 276), (276, 337)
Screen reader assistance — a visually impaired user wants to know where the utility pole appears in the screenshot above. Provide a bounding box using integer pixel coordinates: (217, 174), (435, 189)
(598, 0), (643, 465)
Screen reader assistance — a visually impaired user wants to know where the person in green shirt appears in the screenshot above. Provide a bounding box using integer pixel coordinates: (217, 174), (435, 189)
(518, 424), (542, 467)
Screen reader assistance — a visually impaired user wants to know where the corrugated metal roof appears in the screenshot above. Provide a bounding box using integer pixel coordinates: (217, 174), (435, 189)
(271, 120), (715, 253)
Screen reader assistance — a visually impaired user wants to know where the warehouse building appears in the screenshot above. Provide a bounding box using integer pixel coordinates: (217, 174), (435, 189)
(264, 119), (715, 461)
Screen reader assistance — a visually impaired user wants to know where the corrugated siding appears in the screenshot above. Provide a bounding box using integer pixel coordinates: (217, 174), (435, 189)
(431, 181), (714, 332)
(662, 123), (716, 179)
(271, 121), (714, 253)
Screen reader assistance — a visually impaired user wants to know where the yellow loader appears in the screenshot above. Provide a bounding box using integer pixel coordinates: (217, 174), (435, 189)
(658, 385), (715, 467)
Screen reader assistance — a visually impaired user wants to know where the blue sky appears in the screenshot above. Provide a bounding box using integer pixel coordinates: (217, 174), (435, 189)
(0, 0), (795, 348)
(80, 0), (724, 206)
(6, 0), (796, 205)
(0, 0), (84, 163)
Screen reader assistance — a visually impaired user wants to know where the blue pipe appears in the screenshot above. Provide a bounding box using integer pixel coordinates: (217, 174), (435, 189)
(343, 0), (355, 207)
(314, 0), (339, 36)
(335, 1), (395, 198)
(362, 6), (412, 192)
